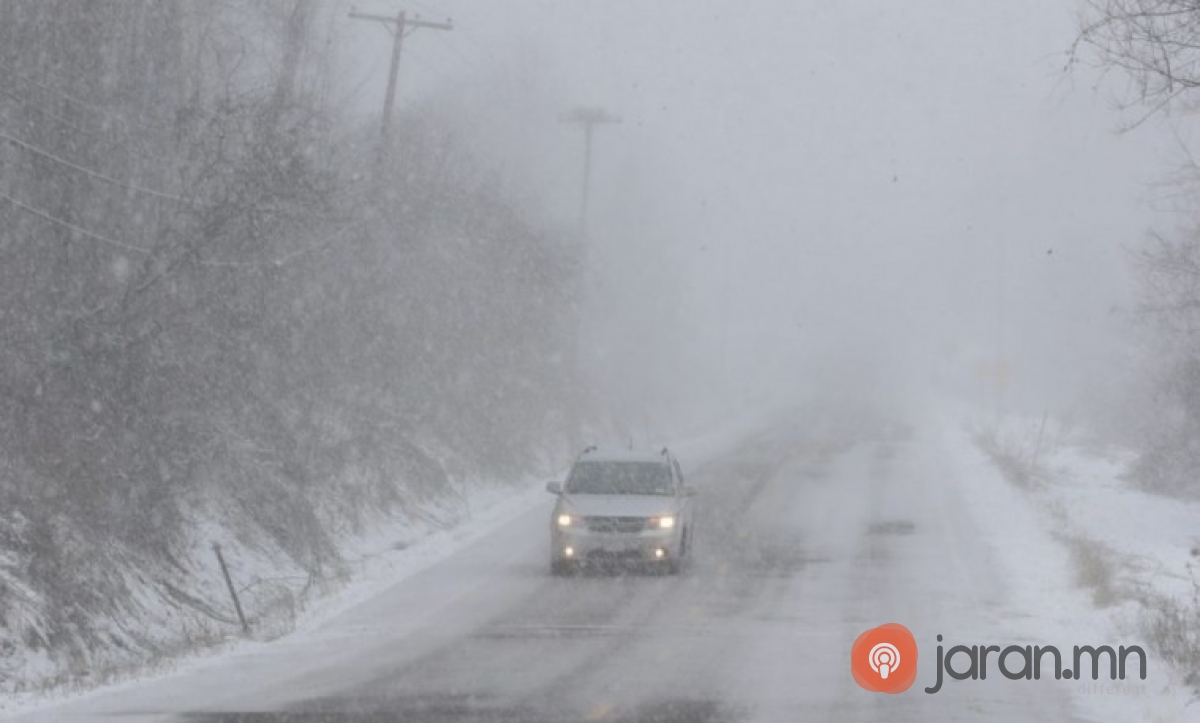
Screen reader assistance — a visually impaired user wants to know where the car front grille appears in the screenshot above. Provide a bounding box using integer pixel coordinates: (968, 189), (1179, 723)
(583, 516), (648, 533)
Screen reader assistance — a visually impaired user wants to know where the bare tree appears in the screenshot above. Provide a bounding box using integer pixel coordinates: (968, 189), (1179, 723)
(1076, 0), (1200, 125)
(0, 1), (582, 688)
(1077, 2), (1200, 495)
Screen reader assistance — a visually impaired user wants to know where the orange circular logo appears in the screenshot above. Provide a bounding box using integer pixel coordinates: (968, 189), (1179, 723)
(851, 623), (919, 693)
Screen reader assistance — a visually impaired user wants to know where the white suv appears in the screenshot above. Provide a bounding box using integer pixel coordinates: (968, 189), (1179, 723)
(546, 447), (696, 575)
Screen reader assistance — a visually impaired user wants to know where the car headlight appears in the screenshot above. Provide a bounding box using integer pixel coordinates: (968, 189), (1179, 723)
(557, 514), (573, 528)
(653, 515), (676, 530)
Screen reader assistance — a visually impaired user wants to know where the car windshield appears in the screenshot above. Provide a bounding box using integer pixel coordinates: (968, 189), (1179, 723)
(567, 461), (674, 496)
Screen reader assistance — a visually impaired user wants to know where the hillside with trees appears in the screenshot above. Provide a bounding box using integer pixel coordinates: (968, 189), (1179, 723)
(0, 0), (581, 690)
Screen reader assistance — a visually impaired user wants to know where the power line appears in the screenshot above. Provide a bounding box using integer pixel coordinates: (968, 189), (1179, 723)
(0, 82), (184, 173)
(0, 189), (151, 255)
(0, 66), (237, 154)
(0, 62), (168, 137)
(200, 217), (365, 269)
(0, 128), (188, 204)
(0, 84), (103, 141)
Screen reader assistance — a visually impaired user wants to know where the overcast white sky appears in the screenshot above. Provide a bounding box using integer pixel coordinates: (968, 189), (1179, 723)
(335, 0), (1177, 429)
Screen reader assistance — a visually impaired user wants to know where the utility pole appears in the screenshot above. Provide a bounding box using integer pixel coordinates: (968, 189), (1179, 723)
(558, 107), (619, 451)
(560, 106), (620, 236)
(349, 8), (453, 138)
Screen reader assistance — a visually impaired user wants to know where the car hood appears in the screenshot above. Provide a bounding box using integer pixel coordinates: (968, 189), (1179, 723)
(561, 494), (677, 518)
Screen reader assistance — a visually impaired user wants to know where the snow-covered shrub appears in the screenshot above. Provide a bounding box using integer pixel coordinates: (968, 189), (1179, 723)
(1128, 356), (1200, 498)
(1142, 554), (1200, 690)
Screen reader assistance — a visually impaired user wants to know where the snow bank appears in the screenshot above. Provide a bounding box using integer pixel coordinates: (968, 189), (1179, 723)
(955, 409), (1200, 721)
(0, 471), (549, 716)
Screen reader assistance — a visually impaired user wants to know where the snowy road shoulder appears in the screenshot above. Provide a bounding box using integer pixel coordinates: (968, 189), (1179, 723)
(955, 412), (1200, 721)
(0, 478), (550, 721)
(0, 410), (782, 722)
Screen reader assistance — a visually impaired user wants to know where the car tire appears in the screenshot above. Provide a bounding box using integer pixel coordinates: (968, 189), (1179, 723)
(550, 559), (573, 576)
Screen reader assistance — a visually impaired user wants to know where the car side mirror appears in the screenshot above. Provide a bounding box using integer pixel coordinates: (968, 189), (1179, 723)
(545, 481), (562, 495)
(682, 485), (698, 497)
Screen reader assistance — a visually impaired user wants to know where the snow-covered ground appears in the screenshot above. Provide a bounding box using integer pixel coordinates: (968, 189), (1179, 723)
(0, 476), (548, 717)
(0, 409), (770, 720)
(3, 407), (1197, 722)
(963, 410), (1200, 721)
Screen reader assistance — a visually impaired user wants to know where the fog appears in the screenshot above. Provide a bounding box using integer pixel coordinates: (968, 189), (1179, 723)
(328, 0), (1176, 434)
(5, 2), (1200, 717)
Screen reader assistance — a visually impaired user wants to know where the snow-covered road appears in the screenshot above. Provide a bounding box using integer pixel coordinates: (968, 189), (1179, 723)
(5, 414), (1186, 722)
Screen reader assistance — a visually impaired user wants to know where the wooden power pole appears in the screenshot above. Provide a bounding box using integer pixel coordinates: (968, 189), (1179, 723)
(349, 8), (453, 138)
(560, 106), (620, 236)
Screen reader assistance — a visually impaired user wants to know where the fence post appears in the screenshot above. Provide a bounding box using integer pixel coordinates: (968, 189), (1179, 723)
(213, 542), (250, 635)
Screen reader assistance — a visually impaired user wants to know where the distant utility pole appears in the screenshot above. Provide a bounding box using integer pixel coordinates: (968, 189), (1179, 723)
(349, 8), (453, 138)
(560, 106), (621, 235)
